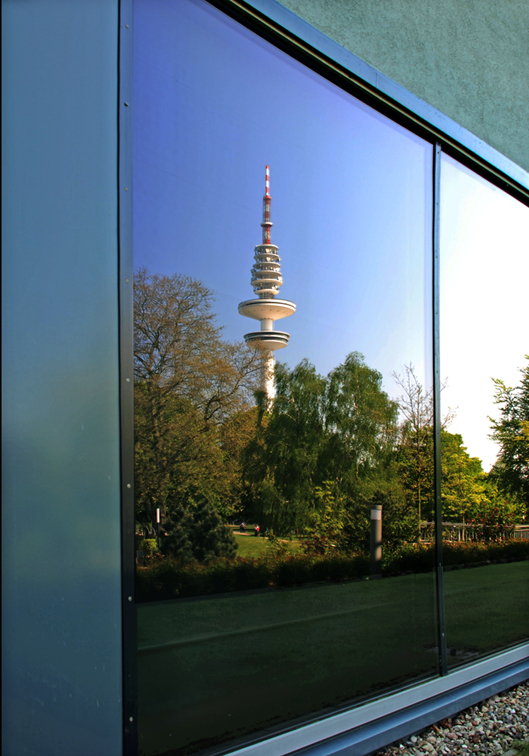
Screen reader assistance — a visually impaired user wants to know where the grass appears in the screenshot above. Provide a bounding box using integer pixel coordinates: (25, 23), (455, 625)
(232, 533), (270, 557)
(444, 561), (529, 657)
(232, 532), (302, 558)
(512, 742), (529, 756)
(137, 560), (529, 756)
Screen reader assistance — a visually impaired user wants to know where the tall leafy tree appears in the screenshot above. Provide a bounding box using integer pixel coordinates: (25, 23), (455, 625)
(134, 387), (235, 528)
(134, 268), (262, 546)
(440, 430), (488, 522)
(489, 357), (529, 511)
(323, 353), (399, 486)
(244, 353), (399, 535)
(394, 365), (454, 527)
(393, 365), (436, 526)
(134, 267), (262, 425)
(243, 359), (326, 534)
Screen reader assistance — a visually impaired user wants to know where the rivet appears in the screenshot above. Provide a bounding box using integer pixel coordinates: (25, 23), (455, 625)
(128, 597), (132, 602)
(124, 102), (129, 107)
(125, 278), (129, 283)
(129, 716), (134, 721)
(126, 377), (131, 383)
(125, 24), (129, 28)
(124, 187), (128, 191)
(127, 483), (131, 489)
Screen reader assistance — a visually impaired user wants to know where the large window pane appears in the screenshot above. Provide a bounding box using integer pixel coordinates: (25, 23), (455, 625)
(134, 1), (437, 753)
(440, 155), (529, 667)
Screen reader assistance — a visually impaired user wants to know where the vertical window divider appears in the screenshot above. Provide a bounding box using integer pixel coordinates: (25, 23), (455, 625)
(433, 141), (448, 676)
(119, 0), (138, 752)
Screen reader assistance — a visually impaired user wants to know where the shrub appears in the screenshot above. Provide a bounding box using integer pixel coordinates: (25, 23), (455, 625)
(135, 539), (529, 602)
(161, 494), (237, 562)
(141, 538), (158, 565)
(383, 542), (434, 574)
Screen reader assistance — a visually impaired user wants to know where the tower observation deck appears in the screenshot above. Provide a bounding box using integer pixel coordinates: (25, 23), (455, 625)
(238, 166), (296, 399)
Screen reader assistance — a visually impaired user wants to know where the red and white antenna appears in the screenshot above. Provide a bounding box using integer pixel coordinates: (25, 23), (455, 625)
(238, 165), (296, 401)
(261, 165), (272, 244)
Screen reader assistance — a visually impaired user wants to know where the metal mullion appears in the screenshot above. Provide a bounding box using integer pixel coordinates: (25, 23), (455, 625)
(432, 142), (447, 677)
(118, 0), (138, 752)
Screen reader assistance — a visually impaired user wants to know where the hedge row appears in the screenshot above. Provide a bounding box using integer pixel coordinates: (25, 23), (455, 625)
(382, 539), (529, 574)
(136, 539), (529, 602)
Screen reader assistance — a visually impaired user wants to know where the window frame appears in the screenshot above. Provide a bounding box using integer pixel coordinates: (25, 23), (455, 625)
(118, 1), (529, 754)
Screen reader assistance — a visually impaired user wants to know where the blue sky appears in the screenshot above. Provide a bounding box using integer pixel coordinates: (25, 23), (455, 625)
(133, 0), (528, 470)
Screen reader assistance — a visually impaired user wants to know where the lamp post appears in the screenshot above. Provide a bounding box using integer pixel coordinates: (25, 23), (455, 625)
(370, 504), (382, 579)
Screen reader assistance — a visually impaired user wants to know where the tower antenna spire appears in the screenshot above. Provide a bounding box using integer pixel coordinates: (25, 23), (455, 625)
(262, 165), (272, 245)
(238, 166), (296, 403)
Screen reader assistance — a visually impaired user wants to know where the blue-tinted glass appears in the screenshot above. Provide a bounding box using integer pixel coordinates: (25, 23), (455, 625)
(134, 1), (437, 753)
(440, 155), (529, 666)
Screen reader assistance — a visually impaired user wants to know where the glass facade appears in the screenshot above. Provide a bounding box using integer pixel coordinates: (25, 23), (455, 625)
(131, 2), (529, 755)
(3, 1), (528, 755)
(440, 155), (529, 666)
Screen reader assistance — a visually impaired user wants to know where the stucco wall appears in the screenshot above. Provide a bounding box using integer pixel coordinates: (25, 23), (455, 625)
(276, 0), (529, 173)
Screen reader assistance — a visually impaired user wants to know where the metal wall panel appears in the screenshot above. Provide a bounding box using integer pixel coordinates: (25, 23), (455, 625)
(2, 1), (123, 753)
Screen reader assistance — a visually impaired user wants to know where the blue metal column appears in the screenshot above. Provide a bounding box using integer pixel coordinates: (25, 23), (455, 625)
(2, 2), (123, 753)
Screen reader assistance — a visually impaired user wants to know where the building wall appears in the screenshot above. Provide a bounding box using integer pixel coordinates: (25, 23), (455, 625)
(274, 0), (529, 173)
(2, 1), (122, 754)
(1, 0), (527, 754)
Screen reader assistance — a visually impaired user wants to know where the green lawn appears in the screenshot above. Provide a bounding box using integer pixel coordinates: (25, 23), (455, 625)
(232, 533), (270, 557)
(138, 560), (529, 756)
(444, 561), (529, 659)
(232, 532), (302, 558)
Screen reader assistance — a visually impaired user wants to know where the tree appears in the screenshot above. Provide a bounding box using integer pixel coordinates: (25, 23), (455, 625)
(440, 430), (488, 522)
(489, 356), (529, 511)
(393, 365), (454, 527)
(134, 267), (262, 425)
(244, 353), (399, 535)
(323, 353), (400, 486)
(393, 365), (436, 525)
(243, 359), (326, 534)
(134, 386), (235, 528)
(218, 407), (262, 522)
(134, 268), (263, 537)
(161, 488), (237, 562)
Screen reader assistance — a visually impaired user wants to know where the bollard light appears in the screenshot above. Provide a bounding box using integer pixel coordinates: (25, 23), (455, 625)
(370, 504), (382, 579)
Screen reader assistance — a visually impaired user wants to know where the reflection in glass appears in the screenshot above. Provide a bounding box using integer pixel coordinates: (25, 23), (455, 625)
(440, 155), (529, 666)
(134, 0), (437, 753)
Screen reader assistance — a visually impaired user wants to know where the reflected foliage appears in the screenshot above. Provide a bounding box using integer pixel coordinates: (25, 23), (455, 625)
(441, 431), (488, 521)
(243, 353), (400, 538)
(161, 489), (237, 561)
(489, 357), (529, 512)
(393, 365), (447, 526)
(135, 270), (525, 565)
(134, 269), (263, 551)
(441, 430), (523, 539)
